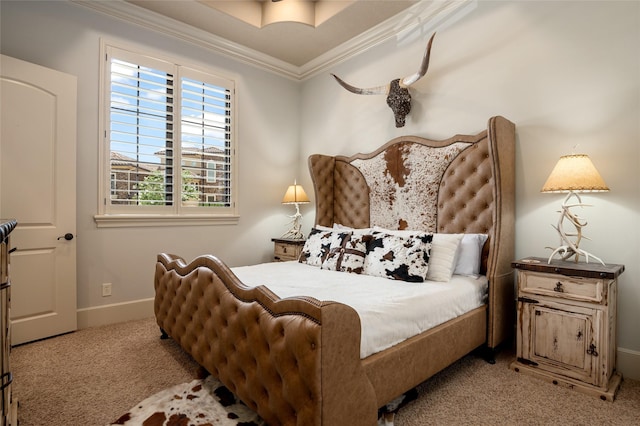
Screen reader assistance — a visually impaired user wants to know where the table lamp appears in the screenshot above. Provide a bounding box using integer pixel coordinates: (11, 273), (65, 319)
(541, 154), (609, 264)
(281, 181), (310, 240)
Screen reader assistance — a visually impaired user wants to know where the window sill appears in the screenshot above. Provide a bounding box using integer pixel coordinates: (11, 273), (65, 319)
(94, 213), (240, 228)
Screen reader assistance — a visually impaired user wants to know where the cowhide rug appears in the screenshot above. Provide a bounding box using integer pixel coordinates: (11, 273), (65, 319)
(109, 375), (265, 426)
(109, 374), (416, 426)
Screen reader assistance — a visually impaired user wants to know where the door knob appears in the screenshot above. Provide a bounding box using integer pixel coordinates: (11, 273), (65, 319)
(57, 233), (74, 241)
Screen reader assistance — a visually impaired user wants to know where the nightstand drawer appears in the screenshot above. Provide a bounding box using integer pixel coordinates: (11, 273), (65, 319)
(519, 271), (604, 304)
(272, 238), (305, 262)
(274, 242), (296, 258)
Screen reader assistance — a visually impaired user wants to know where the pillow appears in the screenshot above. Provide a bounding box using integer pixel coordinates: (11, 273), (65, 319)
(332, 223), (352, 230)
(372, 226), (426, 237)
(334, 224), (373, 235)
(425, 233), (464, 282)
(321, 233), (367, 274)
(299, 228), (350, 267)
(363, 232), (433, 282)
(454, 234), (488, 276)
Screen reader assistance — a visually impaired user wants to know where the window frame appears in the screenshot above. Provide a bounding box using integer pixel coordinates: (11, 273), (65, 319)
(95, 39), (239, 228)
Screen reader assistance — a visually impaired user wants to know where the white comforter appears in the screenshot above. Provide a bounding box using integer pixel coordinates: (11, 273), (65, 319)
(232, 261), (488, 359)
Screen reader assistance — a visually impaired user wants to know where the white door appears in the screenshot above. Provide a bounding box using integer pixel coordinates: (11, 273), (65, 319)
(0, 55), (77, 345)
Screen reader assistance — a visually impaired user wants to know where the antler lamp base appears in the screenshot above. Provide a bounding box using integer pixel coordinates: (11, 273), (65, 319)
(546, 191), (604, 265)
(281, 203), (305, 240)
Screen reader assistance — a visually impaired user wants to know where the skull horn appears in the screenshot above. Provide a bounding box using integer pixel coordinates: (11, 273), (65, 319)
(330, 74), (389, 95)
(331, 32), (436, 94)
(401, 32), (436, 86)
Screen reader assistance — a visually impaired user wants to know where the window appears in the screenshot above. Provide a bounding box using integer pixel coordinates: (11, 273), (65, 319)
(96, 42), (237, 227)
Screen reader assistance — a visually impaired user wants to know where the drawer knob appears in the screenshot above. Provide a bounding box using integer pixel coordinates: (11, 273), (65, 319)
(554, 281), (564, 292)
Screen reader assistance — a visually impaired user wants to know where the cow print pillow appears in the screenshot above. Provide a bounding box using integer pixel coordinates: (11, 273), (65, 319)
(299, 228), (351, 267)
(321, 233), (368, 274)
(363, 232), (433, 282)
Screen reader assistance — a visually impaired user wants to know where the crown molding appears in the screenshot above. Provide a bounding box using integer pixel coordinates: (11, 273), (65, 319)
(70, 0), (472, 81)
(299, 0), (474, 80)
(71, 0), (300, 79)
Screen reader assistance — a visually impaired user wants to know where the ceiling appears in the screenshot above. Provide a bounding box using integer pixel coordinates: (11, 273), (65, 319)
(126, 0), (419, 67)
(74, 0), (469, 79)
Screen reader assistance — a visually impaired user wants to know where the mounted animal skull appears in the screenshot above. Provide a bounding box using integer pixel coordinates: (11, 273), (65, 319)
(331, 33), (436, 128)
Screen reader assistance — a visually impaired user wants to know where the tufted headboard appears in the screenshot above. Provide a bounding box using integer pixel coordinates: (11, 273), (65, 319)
(308, 116), (516, 349)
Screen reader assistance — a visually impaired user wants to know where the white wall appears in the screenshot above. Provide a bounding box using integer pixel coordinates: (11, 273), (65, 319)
(300, 1), (639, 377)
(0, 1), (301, 309)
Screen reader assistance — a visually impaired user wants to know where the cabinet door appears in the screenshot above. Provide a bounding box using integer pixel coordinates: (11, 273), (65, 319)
(519, 300), (600, 385)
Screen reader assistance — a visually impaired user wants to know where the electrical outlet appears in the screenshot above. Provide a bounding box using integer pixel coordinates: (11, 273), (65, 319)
(102, 282), (112, 297)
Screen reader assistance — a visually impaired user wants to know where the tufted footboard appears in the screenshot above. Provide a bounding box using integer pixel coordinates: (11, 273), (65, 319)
(154, 253), (378, 426)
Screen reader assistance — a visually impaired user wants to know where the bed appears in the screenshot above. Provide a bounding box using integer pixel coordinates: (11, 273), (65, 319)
(154, 115), (516, 425)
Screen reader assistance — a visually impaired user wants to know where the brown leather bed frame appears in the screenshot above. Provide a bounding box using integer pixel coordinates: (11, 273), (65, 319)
(154, 116), (516, 425)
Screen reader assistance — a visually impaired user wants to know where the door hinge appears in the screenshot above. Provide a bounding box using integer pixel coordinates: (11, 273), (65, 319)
(518, 296), (539, 304)
(586, 343), (599, 357)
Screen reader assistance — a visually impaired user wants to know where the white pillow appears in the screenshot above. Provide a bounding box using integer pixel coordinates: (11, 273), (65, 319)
(334, 223), (373, 235)
(425, 233), (464, 282)
(454, 234), (488, 276)
(372, 226), (425, 237)
(333, 223), (352, 230)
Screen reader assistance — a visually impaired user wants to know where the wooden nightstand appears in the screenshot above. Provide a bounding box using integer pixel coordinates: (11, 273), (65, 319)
(271, 238), (305, 262)
(510, 257), (625, 401)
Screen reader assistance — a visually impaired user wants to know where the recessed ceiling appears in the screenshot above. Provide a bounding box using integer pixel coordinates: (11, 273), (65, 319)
(125, 0), (419, 67)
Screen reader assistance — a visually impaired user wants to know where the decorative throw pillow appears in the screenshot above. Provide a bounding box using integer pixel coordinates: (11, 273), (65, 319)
(322, 233), (368, 274)
(425, 233), (464, 282)
(454, 234), (489, 276)
(363, 232), (433, 282)
(300, 228), (350, 267)
(321, 233), (349, 271)
(340, 234), (368, 274)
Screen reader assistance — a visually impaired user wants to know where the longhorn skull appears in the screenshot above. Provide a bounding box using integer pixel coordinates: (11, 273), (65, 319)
(331, 33), (436, 128)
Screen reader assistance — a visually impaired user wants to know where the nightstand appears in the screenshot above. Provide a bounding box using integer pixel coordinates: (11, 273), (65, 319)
(271, 238), (305, 262)
(510, 257), (625, 401)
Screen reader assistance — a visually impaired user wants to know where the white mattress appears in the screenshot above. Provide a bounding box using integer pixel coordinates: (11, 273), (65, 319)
(232, 261), (488, 359)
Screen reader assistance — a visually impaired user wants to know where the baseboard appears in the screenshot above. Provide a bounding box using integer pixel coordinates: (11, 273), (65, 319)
(618, 347), (640, 381)
(77, 298), (154, 329)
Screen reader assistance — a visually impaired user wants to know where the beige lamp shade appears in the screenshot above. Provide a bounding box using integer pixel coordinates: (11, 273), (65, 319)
(282, 184), (310, 204)
(541, 154), (609, 193)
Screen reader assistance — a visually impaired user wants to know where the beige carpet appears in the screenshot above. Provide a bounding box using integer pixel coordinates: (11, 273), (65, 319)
(11, 317), (640, 425)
